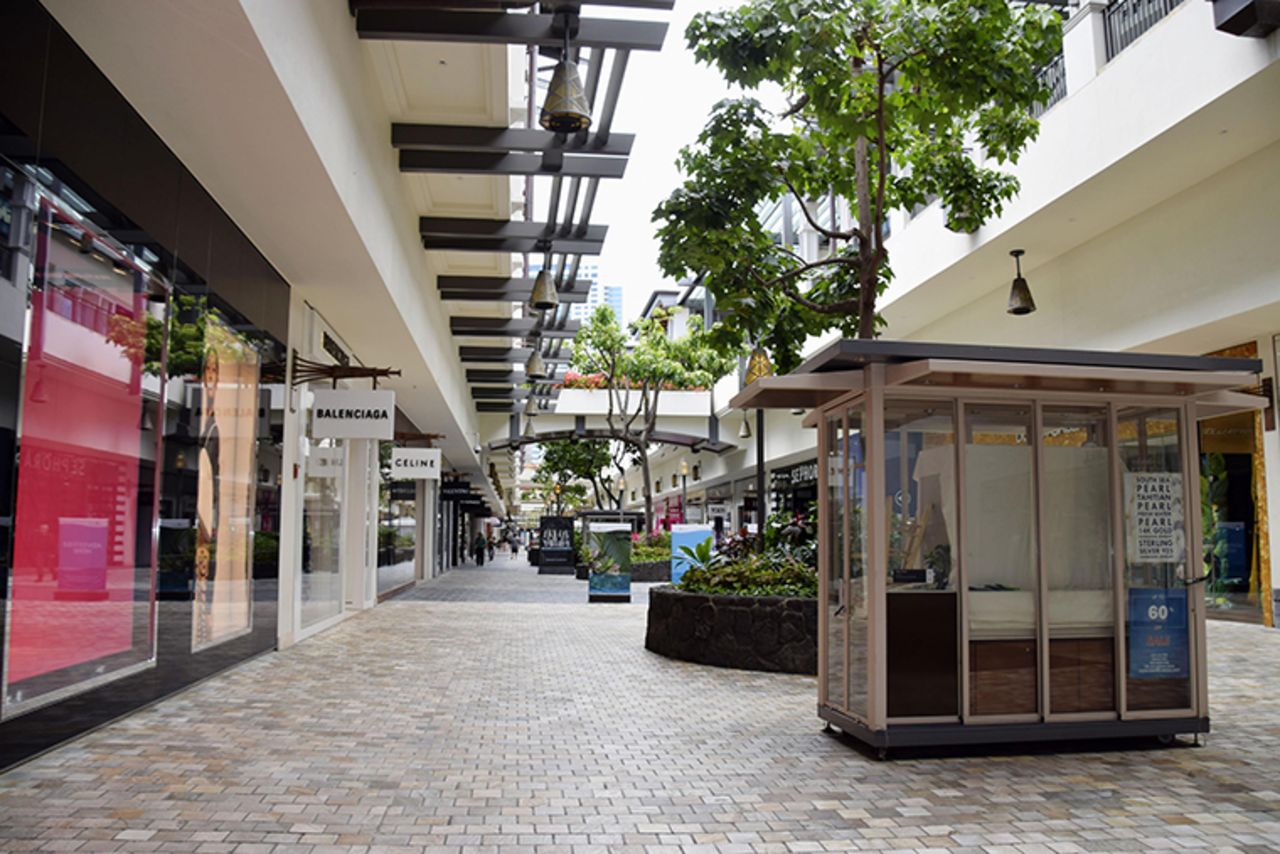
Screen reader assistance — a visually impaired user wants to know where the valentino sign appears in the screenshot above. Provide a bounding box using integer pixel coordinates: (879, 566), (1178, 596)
(310, 389), (395, 440)
(390, 448), (441, 480)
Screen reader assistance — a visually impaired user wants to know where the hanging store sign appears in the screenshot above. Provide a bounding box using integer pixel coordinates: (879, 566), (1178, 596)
(310, 389), (395, 440)
(441, 480), (475, 501)
(390, 448), (441, 480)
(1123, 472), (1184, 564)
(706, 501), (730, 519)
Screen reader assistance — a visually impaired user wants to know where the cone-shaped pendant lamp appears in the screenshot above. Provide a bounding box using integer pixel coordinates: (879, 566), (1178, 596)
(522, 416), (536, 439)
(737, 411), (752, 439)
(1007, 249), (1036, 316)
(540, 57), (592, 134)
(525, 348), (548, 381)
(529, 269), (558, 311)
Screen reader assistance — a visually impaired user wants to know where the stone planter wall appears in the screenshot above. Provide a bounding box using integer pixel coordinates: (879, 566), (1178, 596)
(645, 586), (817, 675)
(630, 560), (670, 583)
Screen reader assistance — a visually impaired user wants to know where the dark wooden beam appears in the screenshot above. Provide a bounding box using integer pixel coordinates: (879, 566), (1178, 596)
(400, 150), (626, 179)
(421, 218), (607, 242)
(355, 10), (668, 51)
(469, 387), (561, 400)
(450, 317), (580, 338)
(438, 275), (590, 303)
(424, 235), (603, 254)
(460, 346), (574, 363)
(393, 124), (633, 157)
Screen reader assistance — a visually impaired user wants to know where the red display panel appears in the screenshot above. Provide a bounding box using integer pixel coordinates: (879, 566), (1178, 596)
(5, 214), (154, 694)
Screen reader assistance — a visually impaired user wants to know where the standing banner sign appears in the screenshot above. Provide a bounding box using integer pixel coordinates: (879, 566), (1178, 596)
(587, 522), (632, 603)
(310, 389), (395, 440)
(390, 448), (441, 480)
(670, 523), (714, 585)
(538, 516), (576, 574)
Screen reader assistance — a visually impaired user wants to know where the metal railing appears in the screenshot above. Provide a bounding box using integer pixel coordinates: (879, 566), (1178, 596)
(1030, 52), (1068, 118)
(1105, 0), (1188, 59)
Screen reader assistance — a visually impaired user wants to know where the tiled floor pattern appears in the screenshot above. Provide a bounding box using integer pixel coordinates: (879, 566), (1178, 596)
(2, 559), (1279, 853)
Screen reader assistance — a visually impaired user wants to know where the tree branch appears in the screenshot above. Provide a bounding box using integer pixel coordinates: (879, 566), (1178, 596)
(779, 170), (858, 242)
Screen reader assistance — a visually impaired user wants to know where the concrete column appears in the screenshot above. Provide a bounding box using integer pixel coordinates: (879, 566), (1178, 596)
(1064, 1), (1110, 95)
(276, 291), (308, 649)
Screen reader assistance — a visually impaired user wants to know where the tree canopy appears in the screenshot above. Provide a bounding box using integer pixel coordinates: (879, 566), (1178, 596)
(654, 0), (1062, 371)
(571, 305), (734, 529)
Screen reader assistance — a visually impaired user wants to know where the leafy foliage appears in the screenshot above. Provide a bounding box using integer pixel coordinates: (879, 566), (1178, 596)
(673, 509), (818, 598)
(570, 306), (735, 530)
(654, 0), (1062, 369)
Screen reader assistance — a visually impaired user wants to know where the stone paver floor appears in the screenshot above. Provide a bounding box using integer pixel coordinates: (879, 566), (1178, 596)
(3, 554), (1280, 852)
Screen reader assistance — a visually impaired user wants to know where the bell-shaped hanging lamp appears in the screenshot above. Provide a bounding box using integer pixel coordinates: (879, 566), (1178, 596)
(540, 56), (592, 134)
(1007, 249), (1036, 316)
(522, 416), (536, 439)
(529, 269), (559, 311)
(744, 345), (775, 385)
(737, 411), (752, 439)
(525, 347), (548, 381)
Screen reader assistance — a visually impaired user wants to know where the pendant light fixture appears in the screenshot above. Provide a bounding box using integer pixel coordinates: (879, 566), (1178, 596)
(529, 268), (559, 312)
(737, 411), (752, 439)
(525, 346), (548, 381)
(744, 345), (774, 385)
(1007, 249), (1036, 316)
(522, 416), (536, 440)
(539, 19), (592, 134)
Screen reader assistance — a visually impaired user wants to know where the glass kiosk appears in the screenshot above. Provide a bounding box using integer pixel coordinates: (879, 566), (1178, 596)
(732, 340), (1265, 754)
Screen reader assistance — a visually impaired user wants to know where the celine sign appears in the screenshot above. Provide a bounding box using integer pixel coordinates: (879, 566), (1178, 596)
(310, 389), (395, 440)
(390, 448), (441, 480)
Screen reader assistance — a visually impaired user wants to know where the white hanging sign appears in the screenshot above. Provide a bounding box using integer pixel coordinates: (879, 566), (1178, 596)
(390, 448), (441, 480)
(310, 389), (395, 440)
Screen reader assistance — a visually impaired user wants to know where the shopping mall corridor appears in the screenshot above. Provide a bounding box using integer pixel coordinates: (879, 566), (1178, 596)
(3, 554), (1280, 852)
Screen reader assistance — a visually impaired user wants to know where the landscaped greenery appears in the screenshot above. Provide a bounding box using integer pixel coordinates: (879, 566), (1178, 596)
(674, 510), (818, 598)
(631, 531), (671, 564)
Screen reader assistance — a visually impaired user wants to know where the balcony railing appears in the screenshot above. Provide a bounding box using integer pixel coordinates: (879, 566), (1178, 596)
(1105, 0), (1188, 59)
(1030, 52), (1068, 118)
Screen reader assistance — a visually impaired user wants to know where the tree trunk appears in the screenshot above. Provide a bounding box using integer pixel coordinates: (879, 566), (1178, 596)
(638, 440), (655, 534)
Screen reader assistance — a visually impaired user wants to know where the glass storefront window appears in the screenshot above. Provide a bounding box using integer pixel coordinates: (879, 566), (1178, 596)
(884, 400), (958, 718)
(3, 205), (162, 713)
(1118, 407), (1191, 711)
(964, 403), (1038, 717)
(378, 473), (417, 596)
(1043, 407), (1115, 714)
(301, 390), (344, 628)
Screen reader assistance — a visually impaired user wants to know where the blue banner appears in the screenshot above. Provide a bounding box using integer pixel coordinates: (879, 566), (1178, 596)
(1127, 587), (1189, 680)
(671, 524), (713, 585)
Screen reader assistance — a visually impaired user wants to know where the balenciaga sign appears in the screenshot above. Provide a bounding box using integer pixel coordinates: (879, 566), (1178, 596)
(310, 389), (395, 440)
(390, 448), (441, 480)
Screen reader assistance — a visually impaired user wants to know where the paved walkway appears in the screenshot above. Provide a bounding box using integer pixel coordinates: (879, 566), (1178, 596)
(2, 556), (1280, 852)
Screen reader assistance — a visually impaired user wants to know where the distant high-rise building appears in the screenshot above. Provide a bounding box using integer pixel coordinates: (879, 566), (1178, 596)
(524, 259), (624, 324)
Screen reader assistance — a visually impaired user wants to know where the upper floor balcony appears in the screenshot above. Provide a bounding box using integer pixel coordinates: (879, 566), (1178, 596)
(880, 0), (1280, 338)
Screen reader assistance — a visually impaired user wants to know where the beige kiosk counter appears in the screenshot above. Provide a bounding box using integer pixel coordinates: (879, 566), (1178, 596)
(732, 340), (1265, 754)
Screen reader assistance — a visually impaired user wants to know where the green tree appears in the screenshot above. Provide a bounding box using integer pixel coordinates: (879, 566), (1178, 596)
(654, 0), (1062, 370)
(539, 438), (620, 510)
(571, 305), (734, 531)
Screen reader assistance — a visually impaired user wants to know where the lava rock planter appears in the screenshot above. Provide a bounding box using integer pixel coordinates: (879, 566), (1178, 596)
(645, 586), (818, 675)
(630, 560), (671, 583)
